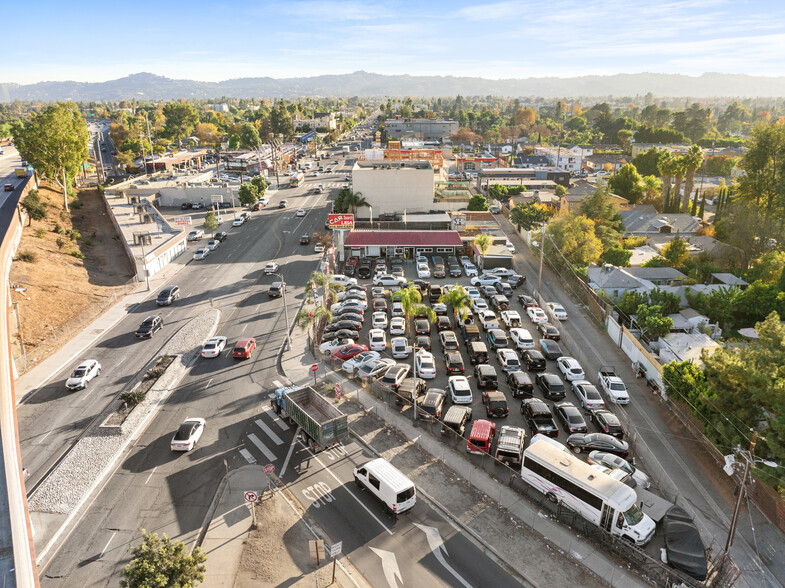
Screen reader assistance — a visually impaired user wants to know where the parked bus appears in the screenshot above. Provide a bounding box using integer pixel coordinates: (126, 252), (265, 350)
(289, 172), (305, 188)
(521, 435), (655, 546)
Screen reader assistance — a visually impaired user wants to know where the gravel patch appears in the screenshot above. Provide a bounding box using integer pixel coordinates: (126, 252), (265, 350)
(29, 309), (220, 514)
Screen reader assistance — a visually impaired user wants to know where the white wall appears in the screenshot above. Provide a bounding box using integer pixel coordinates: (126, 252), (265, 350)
(352, 165), (435, 216)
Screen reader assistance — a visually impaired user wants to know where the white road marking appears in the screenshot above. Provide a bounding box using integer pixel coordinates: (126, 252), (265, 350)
(239, 448), (256, 463)
(255, 419), (284, 445)
(100, 531), (117, 559)
(144, 466), (157, 485)
(247, 433), (277, 462)
(369, 548), (403, 588)
(279, 428), (299, 478)
(242, 324), (248, 333)
(38, 429), (53, 444)
(205, 378), (212, 389)
(414, 523), (472, 588)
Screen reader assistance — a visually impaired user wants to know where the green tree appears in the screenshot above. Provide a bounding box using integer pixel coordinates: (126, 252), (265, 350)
(546, 214), (603, 267)
(636, 304), (673, 341)
(439, 285), (472, 323)
(162, 102), (199, 148)
(295, 305), (332, 350)
(467, 194), (489, 211)
(271, 100), (295, 139)
(120, 530), (206, 588)
(239, 123), (261, 150)
(20, 190), (47, 226)
(601, 246), (632, 267)
(203, 210), (219, 235)
(641, 175), (663, 208)
(578, 185), (624, 249)
(662, 236), (689, 267)
(238, 183), (259, 206)
(680, 145), (704, 212)
(662, 360), (711, 416)
(250, 175), (268, 196)
(736, 122), (785, 235)
(685, 285), (739, 333)
(487, 184), (508, 202)
(779, 266), (785, 292)
(396, 285), (424, 337)
(615, 290), (648, 316)
(12, 102), (88, 211)
(607, 164), (644, 204)
(472, 234), (493, 257)
(631, 146), (664, 177)
(555, 184), (567, 197)
(509, 202), (549, 230)
(617, 128), (634, 152)
(647, 288), (681, 314)
(228, 134), (240, 150)
(732, 281), (785, 328)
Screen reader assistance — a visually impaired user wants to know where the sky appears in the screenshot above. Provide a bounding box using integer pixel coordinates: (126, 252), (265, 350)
(4, 0), (785, 84)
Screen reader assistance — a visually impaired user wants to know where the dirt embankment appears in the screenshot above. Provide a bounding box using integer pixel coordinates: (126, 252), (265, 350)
(9, 183), (134, 370)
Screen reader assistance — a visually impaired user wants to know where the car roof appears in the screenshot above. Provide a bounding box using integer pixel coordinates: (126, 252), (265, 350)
(236, 338), (255, 346)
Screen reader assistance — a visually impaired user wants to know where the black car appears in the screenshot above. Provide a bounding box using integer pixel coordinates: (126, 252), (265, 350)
(415, 335), (431, 352)
(321, 329), (359, 342)
(180, 202), (192, 210)
(539, 339), (563, 360)
(372, 298), (388, 312)
(411, 279), (430, 294)
(554, 401), (589, 434)
(214, 231), (228, 242)
(156, 285), (180, 306)
(269, 281), (285, 297)
(590, 409), (625, 438)
(444, 351), (464, 374)
(325, 319), (362, 332)
(437, 315), (452, 331)
(414, 319), (431, 335)
(566, 433), (629, 457)
(135, 315), (163, 338)
(506, 274), (525, 288)
(482, 390), (509, 418)
(536, 372), (566, 400)
(497, 283), (513, 297)
(521, 398), (558, 437)
(357, 263), (372, 279)
(474, 364), (498, 389)
(449, 264), (462, 277)
(418, 389), (446, 419)
(522, 349), (547, 371)
(396, 376), (427, 405)
(343, 264), (356, 277)
(518, 294), (537, 308)
(506, 370), (534, 398)
(537, 323), (561, 341)
(278, 200), (288, 208)
(299, 235), (310, 245)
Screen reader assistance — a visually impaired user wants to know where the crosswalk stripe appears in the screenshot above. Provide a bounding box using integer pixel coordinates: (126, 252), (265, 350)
(239, 448), (256, 463)
(262, 406), (291, 431)
(255, 419), (284, 445)
(248, 433), (277, 462)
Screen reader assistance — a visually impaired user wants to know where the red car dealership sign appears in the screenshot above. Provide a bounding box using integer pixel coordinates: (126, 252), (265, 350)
(328, 214), (354, 229)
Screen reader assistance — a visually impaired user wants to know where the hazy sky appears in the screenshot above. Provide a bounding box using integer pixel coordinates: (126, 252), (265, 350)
(5, 0), (785, 84)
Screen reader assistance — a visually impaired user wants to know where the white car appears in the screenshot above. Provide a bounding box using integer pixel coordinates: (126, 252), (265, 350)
(389, 317), (406, 336)
(331, 299), (367, 313)
(374, 274), (406, 287)
(478, 310), (500, 330)
(464, 263), (478, 277)
(587, 451), (651, 489)
(193, 248), (210, 260)
(509, 328), (535, 350)
(432, 303), (448, 315)
(416, 255), (428, 265)
(486, 268), (517, 277)
(470, 275), (501, 287)
(296, 208), (306, 217)
(548, 302), (568, 320)
(232, 217), (244, 227)
(206, 239), (220, 251)
(572, 380), (605, 410)
(187, 229), (204, 240)
(496, 348), (521, 372)
(170, 417), (206, 452)
(448, 375), (473, 404)
(527, 307), (548, 323)
(258, 196), (270, 205)
(391, 337), (411, 358)
(338, 289), (366, 301)
(417, 263), (431, 279)
(357, 358), (395, 382)
(471, 298), (489, 313)
(342, 351), (381, 375)
(330, 274), (358, 287)
(557, 357), (585, 381)
(368, 328), (387, 351)
(500, 310), (522, 329)
(391, 302), (405, 317)
(319, 338), (354, 356)
(201, 336), (228, 358)
(264, 262), (280, 275)
(314, 244), (325, 253)
(66, 359), (102, 390)
(506, 243), (516, 254)
(415, 350), (437, 379)
(372, 311), (388, 329)
(465, 286), (481, 299)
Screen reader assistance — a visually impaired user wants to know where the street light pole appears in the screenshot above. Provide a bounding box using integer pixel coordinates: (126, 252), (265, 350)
(139, 236), (151, 291)
(275, 273), (291, 351)
(537, 224), (546, 295)
(725, 432), (758, 553)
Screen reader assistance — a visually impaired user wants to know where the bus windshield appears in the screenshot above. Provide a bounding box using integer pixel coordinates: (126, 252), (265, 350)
(623, 503), (644, 526)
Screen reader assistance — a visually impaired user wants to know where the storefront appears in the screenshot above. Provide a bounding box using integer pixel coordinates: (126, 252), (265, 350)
(343, 230), (464, 260)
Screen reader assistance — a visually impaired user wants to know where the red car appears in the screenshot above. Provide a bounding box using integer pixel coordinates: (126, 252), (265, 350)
(331, 344), (368, 361)
(233, 338), (256, 359)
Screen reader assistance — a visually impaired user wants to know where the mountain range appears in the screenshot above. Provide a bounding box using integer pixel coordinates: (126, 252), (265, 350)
(2, 71), (785, 102)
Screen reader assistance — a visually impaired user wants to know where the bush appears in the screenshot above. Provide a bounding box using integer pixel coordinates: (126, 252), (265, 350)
(35, 228), (46, 238)
(56, 237), (66, 249)
(67, 229), (81, 241)
(83, 237), (94, 247)
(120, 389), (147, 406)
(145, 366), (166, 380)
(70, 250), (85, 259)
(53, 222), (65, 234)
(70, 199), (83, 209)
(17, 250), (37, 263)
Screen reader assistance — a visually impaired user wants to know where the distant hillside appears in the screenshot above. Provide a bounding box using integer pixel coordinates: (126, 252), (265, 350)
(2, 71), (785, 102)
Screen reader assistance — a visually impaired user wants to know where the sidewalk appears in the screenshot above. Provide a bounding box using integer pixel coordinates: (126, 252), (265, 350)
(13, 251), (191, 404)
(202, 465), (364, 588)
(281, 321), (646, 588)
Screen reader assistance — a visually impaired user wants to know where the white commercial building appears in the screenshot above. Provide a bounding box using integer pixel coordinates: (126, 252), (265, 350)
(351, 160), (434, 217)
(384, 118), (458, 140)
(534, 146), (583, 173)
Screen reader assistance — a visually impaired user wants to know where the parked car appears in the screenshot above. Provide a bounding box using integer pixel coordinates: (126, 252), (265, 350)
(509, 328), (535, 350)
(378, 364), (411, 390)
(547, 302), (568, 320)
(518, 294), (538, 308)
(539, 339), (563, 360)
(566, 433), (629, 457)
(521, 398), (558, 437)
(496, 348), (521, 372)
(554, 401), (589, 434)
(482, 390), (509, 418)
(368, 329), (387, 351)
(391, 337), (411, 359)
(571, 380), (606, 410)
(486, 329), (508, 350)
(527, 307), (548, 323)
(269, 281), (286, 297)
(506, 370), (533, 398)
(537, 323), (561, 341)
(444, 351), (465, 374)
(474, 364), (498, 389)
(536, 372), (567, 400)
(587, 451), (651, 489)
(557, 356), (585, 381)
(389, 317), (406, 336)
(439, 330), (459, 351)
(590, 409), (625, 438)
(187, 229), (204, 241)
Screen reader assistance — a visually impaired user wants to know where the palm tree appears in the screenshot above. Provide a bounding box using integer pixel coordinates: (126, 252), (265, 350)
(681, 145), (704, 213)
(346, 191), (369, 215)
(641, 175), (663, 209)
(307, 271), (343, 307)
(394, 284), (425, 337)
(671, 157), (686, 213)
(473, 234), (493, 269)
(439, 285), (472, 324)
(657, 151), (674, 211)
(295, 305), (332, 351)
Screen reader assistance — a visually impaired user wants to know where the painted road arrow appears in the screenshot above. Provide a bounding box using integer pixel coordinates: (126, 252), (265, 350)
(414, 523), (472, 588)
(369, 547), (402, 588)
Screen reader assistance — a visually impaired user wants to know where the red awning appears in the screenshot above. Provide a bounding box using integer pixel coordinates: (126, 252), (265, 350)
(344, 231), (463, 247)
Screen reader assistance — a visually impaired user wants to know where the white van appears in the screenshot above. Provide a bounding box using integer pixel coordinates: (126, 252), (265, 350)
(354, 458), (416, 515)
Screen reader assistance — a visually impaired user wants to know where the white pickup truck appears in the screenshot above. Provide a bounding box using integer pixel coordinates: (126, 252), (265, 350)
(597, 366), (630, 404)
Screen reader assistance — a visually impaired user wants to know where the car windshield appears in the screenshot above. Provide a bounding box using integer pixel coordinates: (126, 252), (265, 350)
(72, 368), (87, 377)
(174, 424), (194, 440)
(142, 319), (154, 327)
(568, 413), (583, 425)
(623, 503), (645, 526)
(204, 342), (216, 350)
(611, 383), (626, 391)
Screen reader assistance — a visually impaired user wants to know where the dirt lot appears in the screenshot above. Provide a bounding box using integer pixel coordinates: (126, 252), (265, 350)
(237, 486), (346, 588)
(9, 183), (134, 369)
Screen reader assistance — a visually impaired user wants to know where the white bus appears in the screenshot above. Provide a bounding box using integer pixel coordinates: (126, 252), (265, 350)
(521, 435), (655, 546)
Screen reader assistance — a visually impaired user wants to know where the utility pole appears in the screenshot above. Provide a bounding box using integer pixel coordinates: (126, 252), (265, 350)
(725, 432), (758, 553)
(537, 224), (546, 295)
(145, 113), (155, 169)
(275, 273), (291, 351)
(140, 133), (148, 176)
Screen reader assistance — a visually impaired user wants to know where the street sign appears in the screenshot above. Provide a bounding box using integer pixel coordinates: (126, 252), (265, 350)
(328, 213), (354, 229)
(210, 194), (224, 203)
(244, 491), (258, 503)
(329, 541), (342, 557)
(310, 364), (319, 372)
(173, 217), (192, 225)
(264, 464), (275, 474)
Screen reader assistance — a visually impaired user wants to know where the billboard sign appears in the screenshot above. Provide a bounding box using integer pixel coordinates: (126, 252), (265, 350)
(328, 214), (354, 229)
(173, 217), (192, 225)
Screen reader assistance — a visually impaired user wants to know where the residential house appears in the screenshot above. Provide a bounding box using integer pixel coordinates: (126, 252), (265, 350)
(656, 332), (721, 367)
(585, 152), (630, 173)
(647, 235), (742, 264)
(619, 206), (701, 237)
(587, 264), (687, 299)
(710, 273), (749, 289)
(628, 245), (661, 267)
(560, 183), (630, 214)
(534, 146), (582, 172)
(513, 155), (550, 168)
(630, 143), (692, 157)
